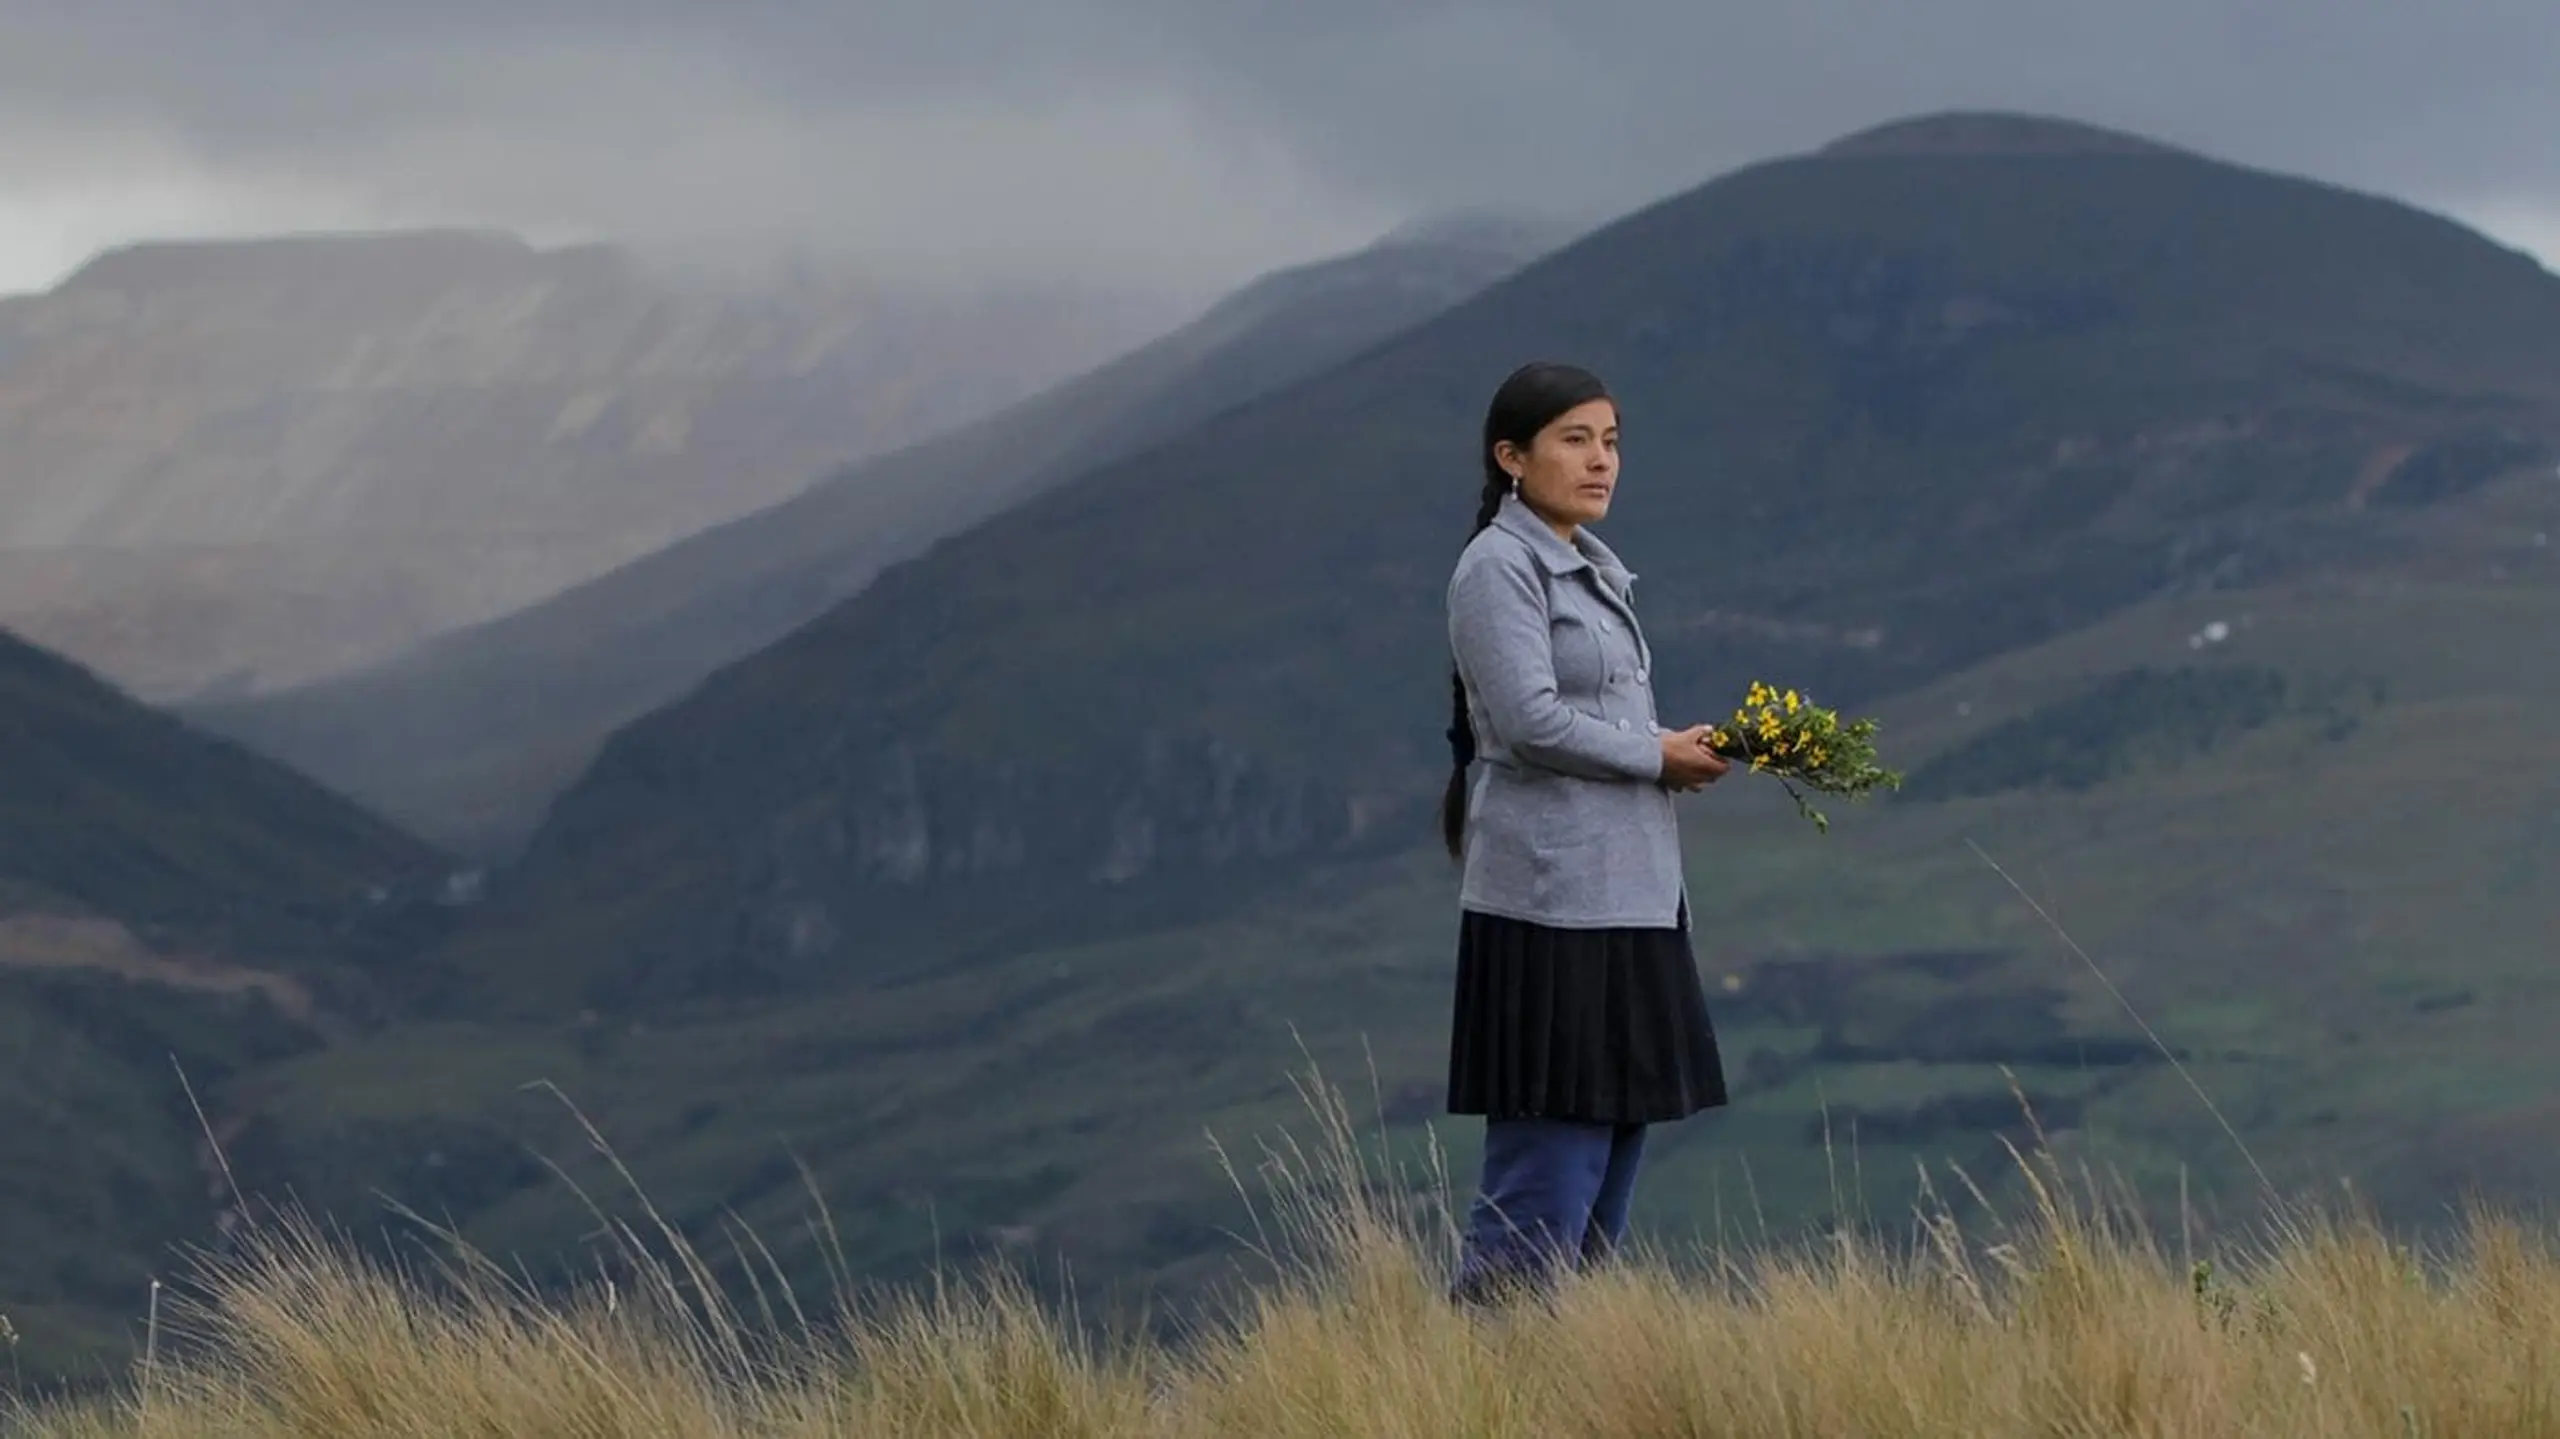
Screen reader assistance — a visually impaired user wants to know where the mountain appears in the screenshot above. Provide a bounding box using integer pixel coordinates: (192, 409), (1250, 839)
(0, 626), (449, 1374)
(436, 112), (2560, 1013)
(190, 219), (1570, 854)
(0, 229), (1178, 700)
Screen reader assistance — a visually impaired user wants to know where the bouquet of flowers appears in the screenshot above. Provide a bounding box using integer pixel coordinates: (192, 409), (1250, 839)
(1706, 680), (1903, 833)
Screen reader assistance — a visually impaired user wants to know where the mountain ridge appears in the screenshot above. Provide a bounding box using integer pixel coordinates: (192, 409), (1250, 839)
(56, 227), (579, 291)
(1817, 111), (2190, 159)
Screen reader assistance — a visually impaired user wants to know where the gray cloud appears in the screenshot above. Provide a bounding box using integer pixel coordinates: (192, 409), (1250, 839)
(4, 0), (2558, 293)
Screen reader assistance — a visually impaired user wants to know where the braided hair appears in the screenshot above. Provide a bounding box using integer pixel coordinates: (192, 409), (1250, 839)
(1440, 361), (1615, 859)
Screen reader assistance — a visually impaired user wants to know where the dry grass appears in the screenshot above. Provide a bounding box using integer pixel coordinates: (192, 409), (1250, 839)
(11, 1081), (2560, 1438)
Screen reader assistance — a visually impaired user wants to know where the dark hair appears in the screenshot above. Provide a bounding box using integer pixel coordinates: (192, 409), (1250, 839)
(1440, 361), (1615, 859)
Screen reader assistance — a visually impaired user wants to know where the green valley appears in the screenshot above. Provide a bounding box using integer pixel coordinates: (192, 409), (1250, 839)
(219, 545), (2560, 1331)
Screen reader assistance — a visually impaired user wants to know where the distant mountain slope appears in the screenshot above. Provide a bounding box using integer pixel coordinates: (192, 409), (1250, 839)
(192, 219), (1568, 854)
(0, 229), (1176, 698)
(437, 113), (2560, 1013)
(0, 630), (440, 953)
(0, 626), (448, 1375)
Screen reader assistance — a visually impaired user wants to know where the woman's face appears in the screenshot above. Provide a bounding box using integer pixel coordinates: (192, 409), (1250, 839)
(1499, 398), (1620, 531)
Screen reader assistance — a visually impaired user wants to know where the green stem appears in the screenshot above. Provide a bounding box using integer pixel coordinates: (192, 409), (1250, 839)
(1710, 731), (1832, 832)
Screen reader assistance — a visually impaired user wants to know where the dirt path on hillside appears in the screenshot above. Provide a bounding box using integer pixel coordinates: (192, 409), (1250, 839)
(0, 910), (354, 1240)
(0, 911), (346, 1040)
(2345, 442), (2417, 509)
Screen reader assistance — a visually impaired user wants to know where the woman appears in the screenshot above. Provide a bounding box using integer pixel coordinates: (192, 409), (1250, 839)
(1440, 360), (1732, 1303)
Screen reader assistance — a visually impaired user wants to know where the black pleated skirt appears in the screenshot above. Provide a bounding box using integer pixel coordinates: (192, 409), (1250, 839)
(1447, 909), (1729, 1125)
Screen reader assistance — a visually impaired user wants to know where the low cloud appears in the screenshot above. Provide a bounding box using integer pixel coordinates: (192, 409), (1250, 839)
(4, 2), (2558, 294)
(0, 21), (1395, 296)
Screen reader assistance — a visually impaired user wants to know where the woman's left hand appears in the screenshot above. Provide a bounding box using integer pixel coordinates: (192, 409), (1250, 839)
(1662, 727), (1732, 792)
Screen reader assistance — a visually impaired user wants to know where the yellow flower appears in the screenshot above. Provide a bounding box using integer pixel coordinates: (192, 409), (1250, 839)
(1784, 689), (1800, 713)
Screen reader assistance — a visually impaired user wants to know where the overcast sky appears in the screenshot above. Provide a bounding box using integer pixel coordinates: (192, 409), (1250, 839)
(4, 1), (2558, 298)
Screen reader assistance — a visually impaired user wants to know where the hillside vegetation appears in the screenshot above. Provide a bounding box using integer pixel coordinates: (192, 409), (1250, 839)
(205, 549), (2560, 1350)
(0, 628), (449, 1375)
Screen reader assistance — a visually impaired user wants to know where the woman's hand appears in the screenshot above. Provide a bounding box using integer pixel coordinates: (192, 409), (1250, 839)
(1658, 725), (1733, 792)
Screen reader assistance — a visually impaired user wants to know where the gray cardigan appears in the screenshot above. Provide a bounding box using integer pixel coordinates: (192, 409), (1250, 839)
(1448, 493), (1687, 930)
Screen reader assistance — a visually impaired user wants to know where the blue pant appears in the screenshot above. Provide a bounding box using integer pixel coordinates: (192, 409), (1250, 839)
(1453, 1119), (1647, 1302)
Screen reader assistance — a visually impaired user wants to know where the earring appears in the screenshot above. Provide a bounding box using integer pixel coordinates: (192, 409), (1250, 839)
(1508, 473), (1522, 495)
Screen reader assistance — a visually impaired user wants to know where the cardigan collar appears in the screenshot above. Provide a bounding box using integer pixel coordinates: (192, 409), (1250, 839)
(1490, 490), (1638, 599)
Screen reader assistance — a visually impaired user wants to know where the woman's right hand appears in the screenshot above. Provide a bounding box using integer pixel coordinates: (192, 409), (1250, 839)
(1658, 725), (1732, 791)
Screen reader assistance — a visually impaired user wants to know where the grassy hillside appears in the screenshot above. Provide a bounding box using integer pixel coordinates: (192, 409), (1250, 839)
(198, 523), (2560, 1341)
(189, 221), (1562, 857)
(0, 632), (442, 970)
(0, 629), (449, 1377)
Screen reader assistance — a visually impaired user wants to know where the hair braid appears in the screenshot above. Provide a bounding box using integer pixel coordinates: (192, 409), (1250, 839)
(1439, 361), (1612, 862)
(1439, 470), (1512, 858)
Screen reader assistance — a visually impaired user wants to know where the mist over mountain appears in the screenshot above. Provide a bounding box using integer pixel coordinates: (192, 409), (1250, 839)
(191, 217), (1571, 854)
(0, 229), (1179, 699)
